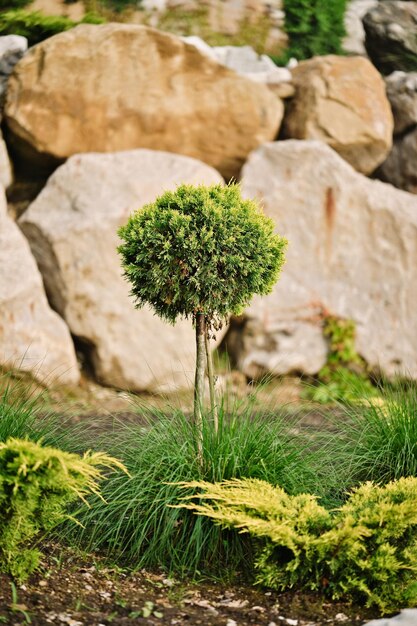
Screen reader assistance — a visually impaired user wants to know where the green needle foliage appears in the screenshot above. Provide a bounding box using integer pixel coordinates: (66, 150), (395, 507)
(118, 184), (286, 325)
(179, 476), (417, 612)
(63, 400), (316, 577)
(0, 438), (126, 581)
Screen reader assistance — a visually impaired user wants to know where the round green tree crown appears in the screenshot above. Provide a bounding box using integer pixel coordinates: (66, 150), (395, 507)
(118, 183), (287, 324)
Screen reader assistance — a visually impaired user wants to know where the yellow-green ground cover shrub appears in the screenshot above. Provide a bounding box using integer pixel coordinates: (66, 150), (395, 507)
(180, 477), (417, 612)
(0, 438), (125, 581)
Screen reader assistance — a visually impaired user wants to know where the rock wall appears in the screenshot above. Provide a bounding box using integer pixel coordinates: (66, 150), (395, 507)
(1, 12), (417, 388)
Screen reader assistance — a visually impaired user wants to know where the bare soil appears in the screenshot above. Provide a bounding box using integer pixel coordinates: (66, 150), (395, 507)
(0, 546), (379, 626)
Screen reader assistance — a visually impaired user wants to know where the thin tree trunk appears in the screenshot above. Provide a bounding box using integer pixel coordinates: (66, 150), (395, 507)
(205, 327), (218, 434)
(194, 312), (206, 462)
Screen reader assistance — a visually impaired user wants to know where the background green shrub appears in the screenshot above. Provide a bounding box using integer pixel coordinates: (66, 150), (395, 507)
(0, 10), (104, 46)
(0, 438), (124, 581)
(304, 315), (377, 404)
(181, 476), (417, 612)
(276, 0), (347, 63)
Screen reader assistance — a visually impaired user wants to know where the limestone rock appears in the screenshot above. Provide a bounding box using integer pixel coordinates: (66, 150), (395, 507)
(239, 140), (417, 380)
(386, 71), (417, 134)
(19, 150), (224, 392)
(0, 188), (79, 386)
(0, 35), (28, 110)
(377, 127), (417, 194)
(0, 131), (12, 189)
(283, 55), (394, 175)
(4, 23), (283, 180)
(343, 0), (378, 55)
(363, 1), (417, 74)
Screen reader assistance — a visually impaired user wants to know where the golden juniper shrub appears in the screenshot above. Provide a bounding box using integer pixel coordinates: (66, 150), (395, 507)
(0, 438), (126, 581)
(178, 477), (417, 612)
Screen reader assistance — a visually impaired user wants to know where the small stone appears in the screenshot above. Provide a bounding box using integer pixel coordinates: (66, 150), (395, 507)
(220, 599), (249, 608)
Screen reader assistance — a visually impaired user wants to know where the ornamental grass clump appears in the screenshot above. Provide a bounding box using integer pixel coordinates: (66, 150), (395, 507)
(118, 183), (286, 449)
(0, 438), (126, 581)
(179, 476), (417, 612)
(324, 379), (417, 493)
(65, 398), (318, 576)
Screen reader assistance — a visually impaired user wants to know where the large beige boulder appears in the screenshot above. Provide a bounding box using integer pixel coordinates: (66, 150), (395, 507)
(238, 140), (417, 380)
(5, 23), (283, 180)
(0, 188), (79, 385)
(283, 55), (393, 175)
(20, 150), (224, 392)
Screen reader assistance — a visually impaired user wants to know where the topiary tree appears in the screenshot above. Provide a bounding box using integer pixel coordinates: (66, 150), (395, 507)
(118, 183), (286, 455)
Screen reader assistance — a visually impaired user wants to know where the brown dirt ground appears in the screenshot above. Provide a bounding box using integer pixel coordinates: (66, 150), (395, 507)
(0, 545), (379, 626)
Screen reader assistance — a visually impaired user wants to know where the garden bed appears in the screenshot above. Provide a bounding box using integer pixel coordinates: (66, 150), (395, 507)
(0, 545), (376, 626)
